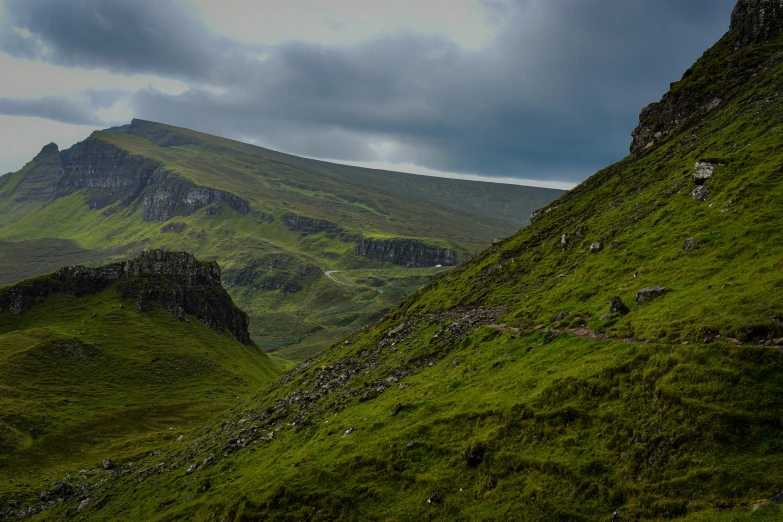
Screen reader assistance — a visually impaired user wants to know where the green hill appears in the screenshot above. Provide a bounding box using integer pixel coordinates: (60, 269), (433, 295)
(0, 121), (563, 363)
(0, 250), (278, 491)
(4, 1), (783, 520)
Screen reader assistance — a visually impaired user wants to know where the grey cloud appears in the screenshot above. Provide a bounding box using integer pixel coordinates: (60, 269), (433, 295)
(0, 96), (105, 125)
(1, 0), (738, 183)
(0, 0), (253, 82)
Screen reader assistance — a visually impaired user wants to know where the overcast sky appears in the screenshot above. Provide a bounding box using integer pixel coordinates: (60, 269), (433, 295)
(0, 0), (736, 189)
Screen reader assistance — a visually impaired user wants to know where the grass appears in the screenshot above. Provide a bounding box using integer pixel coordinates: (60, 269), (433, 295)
(4, 16), (783, 522)
(0, 285), (278, 488)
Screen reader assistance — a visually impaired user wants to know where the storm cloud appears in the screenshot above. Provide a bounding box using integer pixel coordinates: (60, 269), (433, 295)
(0, 0), (738, 183)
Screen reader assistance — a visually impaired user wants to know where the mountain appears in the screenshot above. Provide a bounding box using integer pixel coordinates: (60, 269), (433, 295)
(0, 120), (563, 363)
(5, 1), (783, 520)
(0, 250), (278, 492)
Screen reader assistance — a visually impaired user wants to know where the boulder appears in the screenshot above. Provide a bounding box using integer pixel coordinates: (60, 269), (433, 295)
(636, 286), (669, 307)
(561, 234), (568, 252)
(691, 185), (709, 202)
(610, 296), (630, 314)
(589, 241), (603, 253)
(692, 162), (715, 185)
(684, 237), (700, 253)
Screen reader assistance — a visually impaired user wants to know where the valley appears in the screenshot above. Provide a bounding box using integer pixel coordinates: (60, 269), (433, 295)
(0, 121), (562, 362)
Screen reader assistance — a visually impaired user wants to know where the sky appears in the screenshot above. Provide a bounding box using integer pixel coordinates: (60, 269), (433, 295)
(0, 0), (737, 189)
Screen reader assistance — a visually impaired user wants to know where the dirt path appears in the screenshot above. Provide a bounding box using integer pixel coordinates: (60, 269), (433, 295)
(323, 270), (354, 287)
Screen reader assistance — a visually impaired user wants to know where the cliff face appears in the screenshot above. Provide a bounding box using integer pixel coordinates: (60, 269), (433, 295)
(281, 213), (342, 232)
(629, 0), (783, 154)
(353, 238), (457, 267)
(731, 0), (783, 48)
(141, 169), (250, 221)
(0, 250), (254, 345)
(8, 137), (252, 221)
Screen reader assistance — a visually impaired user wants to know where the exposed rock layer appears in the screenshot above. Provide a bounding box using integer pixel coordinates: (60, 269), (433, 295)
(0, 250), (254, 345)
(354, 238), (458, 267)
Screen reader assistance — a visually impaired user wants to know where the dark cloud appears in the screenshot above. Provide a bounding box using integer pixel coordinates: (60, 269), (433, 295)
(0, 0), (738, 182)
(0, 96), (105, 125)
(0, 0), (253, 82)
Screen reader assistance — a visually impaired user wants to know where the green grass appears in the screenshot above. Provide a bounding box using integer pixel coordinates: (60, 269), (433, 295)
(0, 285), (278, 486)
(4, 17), (783, 522)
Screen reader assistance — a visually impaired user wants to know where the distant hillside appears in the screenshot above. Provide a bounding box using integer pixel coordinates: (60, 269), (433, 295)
(10, 1), (783, 520)
(0, 250), (278, 486)
(0, 120), (562, 362)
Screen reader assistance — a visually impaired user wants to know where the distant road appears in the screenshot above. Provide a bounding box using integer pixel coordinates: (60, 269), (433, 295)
(323, 270), (354, 286)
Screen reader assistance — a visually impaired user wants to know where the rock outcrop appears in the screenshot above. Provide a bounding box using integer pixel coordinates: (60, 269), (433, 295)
(731, 0), (783, 49)
(636, 286), (669, 307)
(141, 169), (250, 221)
(281, 213), (342, 232)
(354, 238), (458, 267)
(9, 137), (252, 222)
(630, 0), (783, 154)
(692, 162), (716, 184)
(0, 250), (253, 345)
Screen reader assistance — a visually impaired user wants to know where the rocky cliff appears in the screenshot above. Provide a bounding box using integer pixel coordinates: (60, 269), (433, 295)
(630, 0), (783, 154)
(7, 137), (252, 221)
(281, 213), (343, 232)
(0, 250), (254, 345)
(353, 238), (458, 267)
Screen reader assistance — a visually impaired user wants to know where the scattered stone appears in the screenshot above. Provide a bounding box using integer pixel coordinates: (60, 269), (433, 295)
(706, 98), (722, 112)
(636, 286), (668, 307)
(486, 476), (498, 490)
(721, 199), (736, 213)
(492, 238), (503, 245)
(575, 229), (584, 242)
(684, 237), (700, 253)
(160, 222), (186, 234)
(530, 209), (543, 223)
(773, 338), (783, 346)
(589, 241), (603, 253)
(465, 444), (485, 467)
(551, 311), (571, 323)
(390, 403), (404, 416)
(426, 492), (442, 504)
(102, 459), (115, 470)
(691, 185), (709, 202)
(561, 234), (568, 252)
(771, 489), (783, 504)
(692, 162), (715, 185)
(610, 296), (629, 315)
(77, 498), (93, 512)
(610, 242), (619, 250)
(342, 426), (357, 438)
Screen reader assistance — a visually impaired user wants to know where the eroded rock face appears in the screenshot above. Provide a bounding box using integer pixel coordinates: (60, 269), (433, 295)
(141, 169), (250, 222)
(731, 0), (783, 49)
(630, 0), (783, 155)
(10, 137), (252, 222)
(354, 238), (458, 268)
(281, 213), (342, 232)
(0, 250), (254, 345)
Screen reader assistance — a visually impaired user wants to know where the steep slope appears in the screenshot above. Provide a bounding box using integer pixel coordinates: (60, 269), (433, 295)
(0, 121), (563, 363)
(5, 1), (783, 520)
(0, 251), (278, 489)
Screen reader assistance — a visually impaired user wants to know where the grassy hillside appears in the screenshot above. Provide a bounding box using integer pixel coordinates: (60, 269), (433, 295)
(9, 10), (783, 521)
(0, 253), (278, 496)
(0, 121), (562, 362)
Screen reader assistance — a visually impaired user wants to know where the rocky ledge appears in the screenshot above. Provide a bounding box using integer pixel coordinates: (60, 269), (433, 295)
(0, 250), (253, 345)
(281, 213), (342, 232)
(630, 0), (783, 154)
(354, 238), (458, 268)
